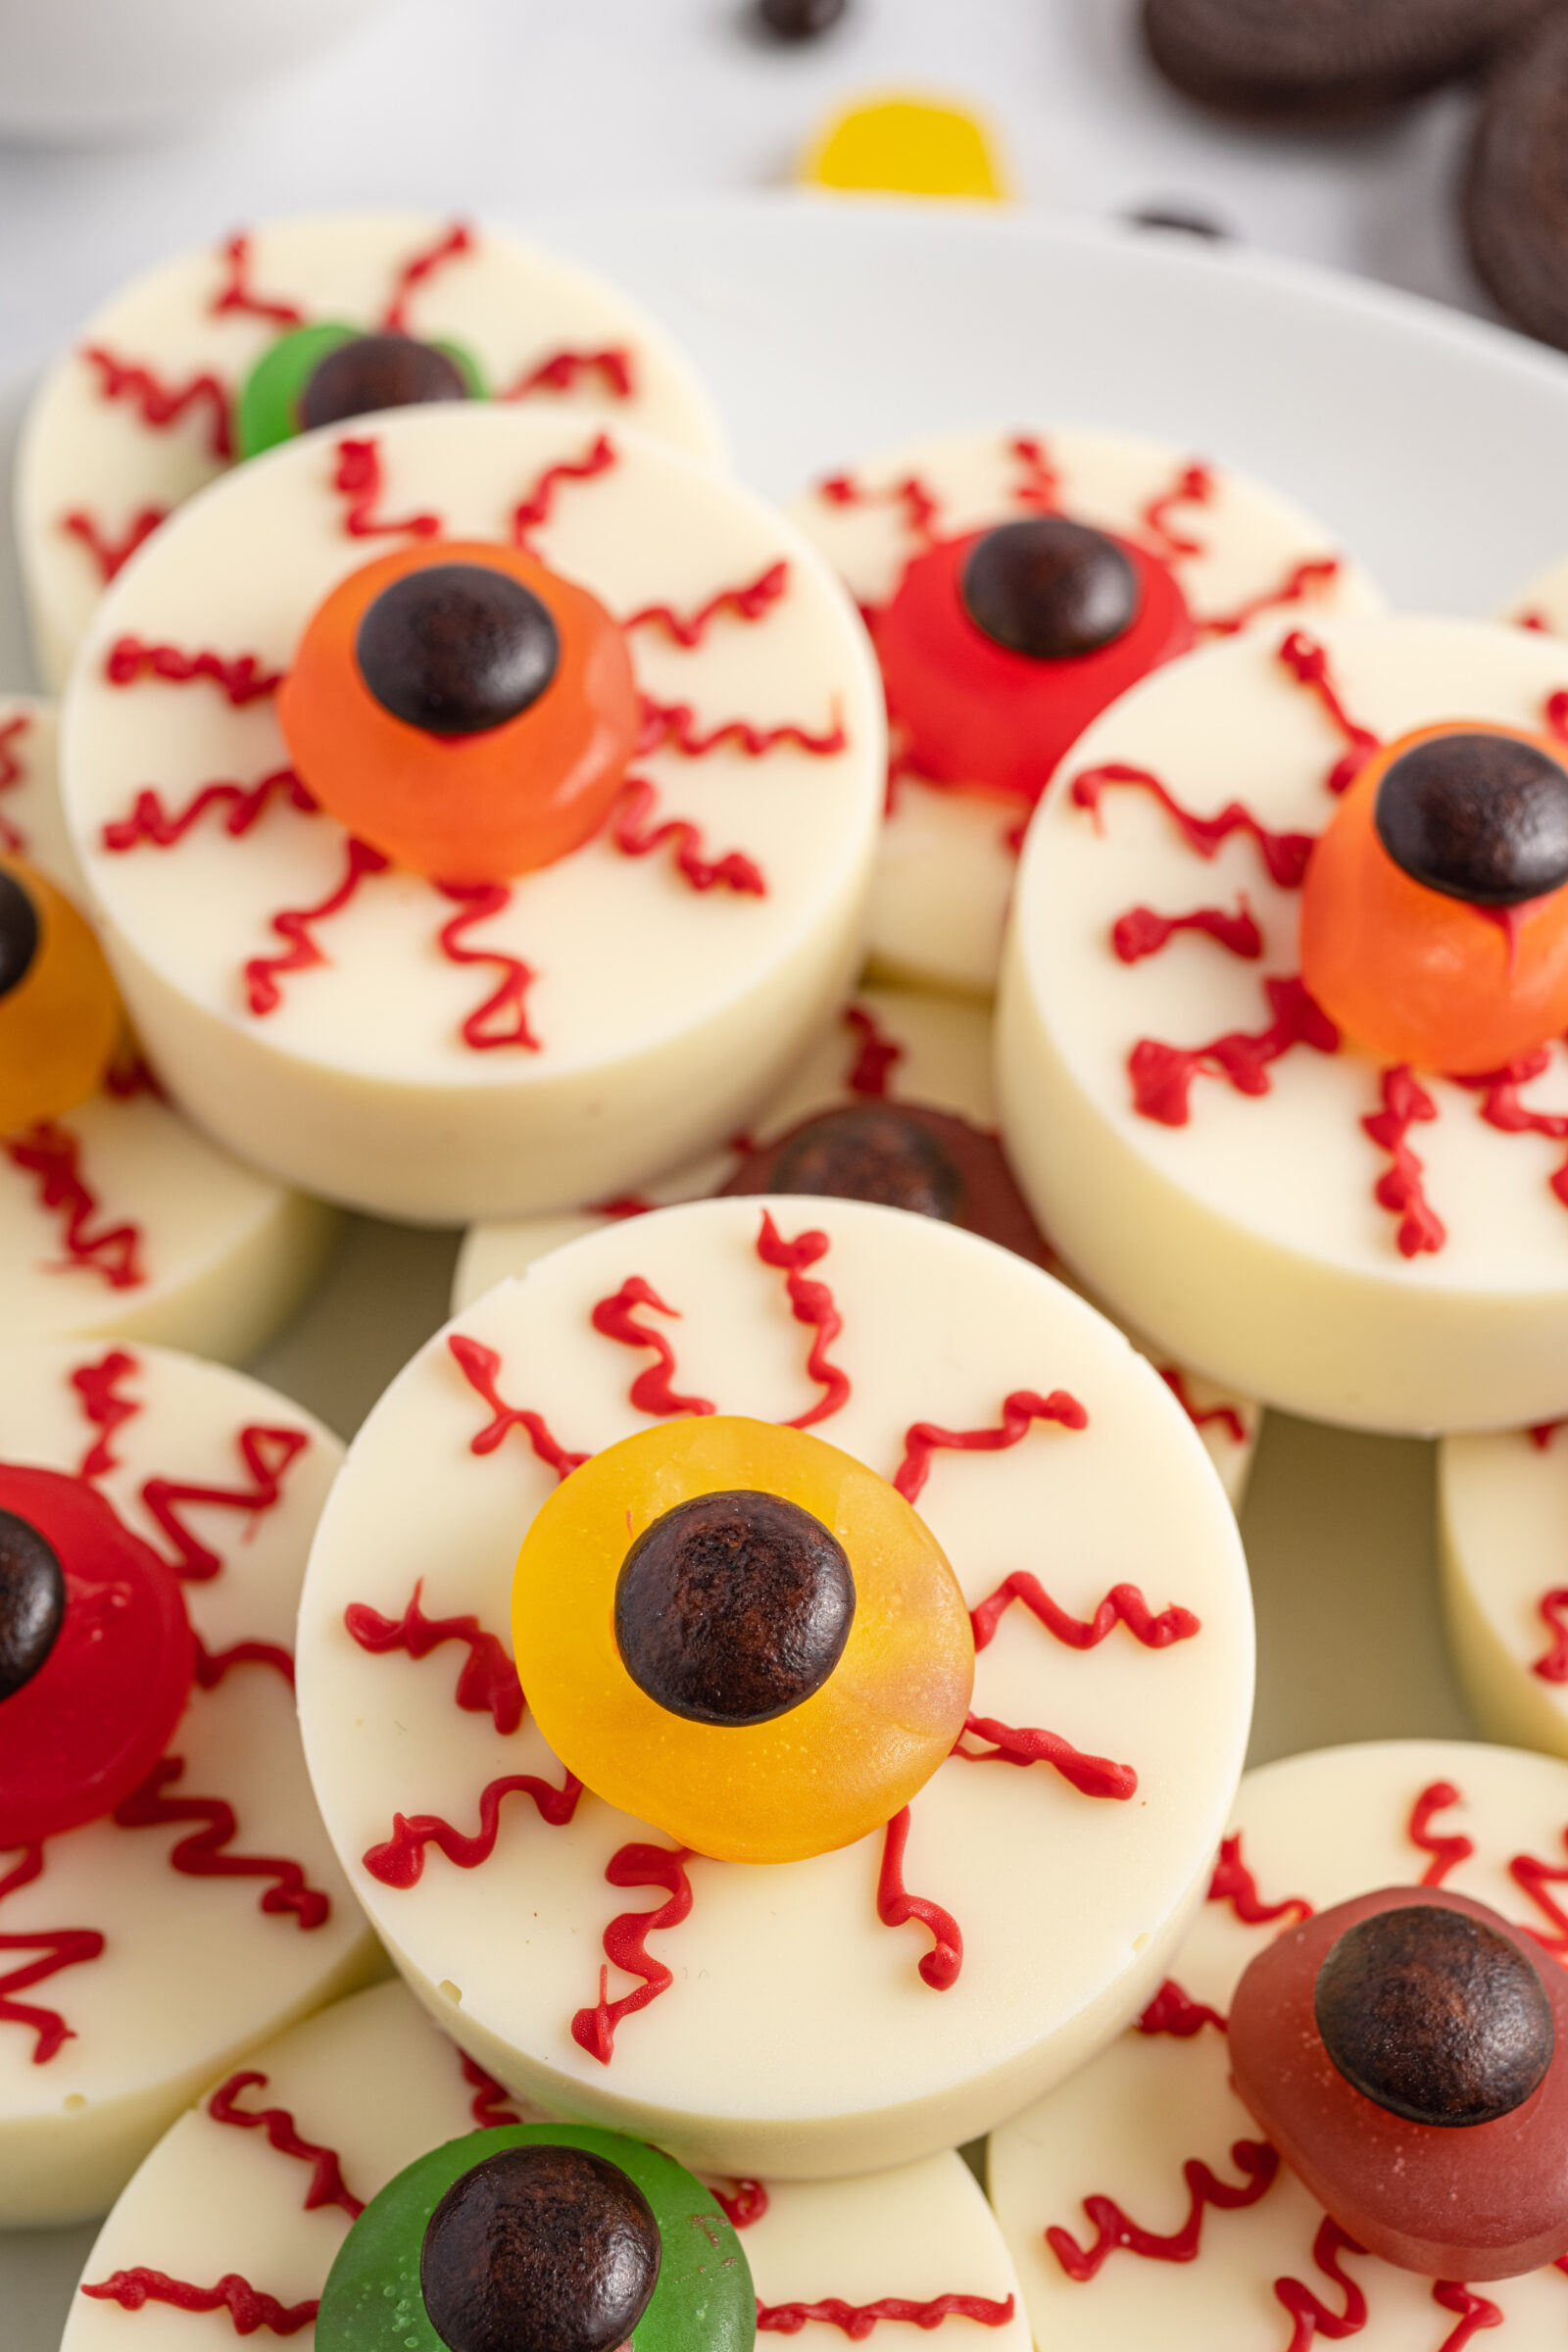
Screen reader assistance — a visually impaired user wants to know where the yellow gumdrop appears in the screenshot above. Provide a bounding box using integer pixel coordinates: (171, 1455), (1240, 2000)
(802, 96), (1007, 202)
(0, 857), (121, 1134)
(512, 1416), (974, 1865)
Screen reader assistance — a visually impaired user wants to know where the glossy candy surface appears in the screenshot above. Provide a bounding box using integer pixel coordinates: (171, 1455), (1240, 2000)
(512, 1415), (974, 1863)
(237, 322), (484, 461)
(0, 854), (122, 1135)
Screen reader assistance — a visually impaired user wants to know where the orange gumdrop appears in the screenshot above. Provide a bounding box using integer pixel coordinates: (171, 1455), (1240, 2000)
(0, 857), (121, 1133)
(276, 539), (640, 883)
(512, 1417), (975, 1865)
(1300, 721), (1568, 1076)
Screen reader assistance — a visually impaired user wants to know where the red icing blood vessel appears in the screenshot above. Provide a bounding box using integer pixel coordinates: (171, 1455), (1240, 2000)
(0, 1465), (194, 1846)
(873, 528), (1194, 805)
(1229, 1884), (1568, 2279)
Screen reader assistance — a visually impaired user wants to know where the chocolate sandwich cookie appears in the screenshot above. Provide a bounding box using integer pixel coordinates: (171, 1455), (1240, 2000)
(1467, 10), (1568, 352)
(1142, 0), (1549, 125)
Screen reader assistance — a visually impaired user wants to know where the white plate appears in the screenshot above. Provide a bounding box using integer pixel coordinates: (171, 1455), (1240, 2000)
(6, 192), (1544, 2338)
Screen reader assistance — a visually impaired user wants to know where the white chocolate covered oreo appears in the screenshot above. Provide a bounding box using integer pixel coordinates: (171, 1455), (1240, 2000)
(298, 1194), (1251, 2179)
(17, 210), (725, 691)
(0, 1341), (374, 2228)
(792, 426), (1382, 998)
(1441, 1420), (1568, 1760)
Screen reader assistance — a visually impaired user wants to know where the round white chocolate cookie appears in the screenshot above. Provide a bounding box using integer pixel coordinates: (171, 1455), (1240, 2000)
(989, 1740), (1568, 2352)
(59, 405), (884, 1225)
(0, 692), (77, 895)
(0, 1341), (375, 2229)
(455, 984), (1260, 1508)
(1498, 559), (1568, 637)
(64, 1976), (1029, 2352)
(791, 426), (1383, 999)
(1441, 1420), (1568, 1762)
(17, 209), (725, 692)
(298, 1194), (1252, 2180)
(997, 613), (1568, 1435)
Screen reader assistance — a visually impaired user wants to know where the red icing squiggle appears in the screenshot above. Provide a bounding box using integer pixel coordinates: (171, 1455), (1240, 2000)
(511, 432), (617, 543)
(757, 1211), (851, 1430)
(141, 1424), (310, 1581)
(1129, 974), (1340, 1127)
(0, 1845), (105, 2065)
(461, 2050), (522, 2128)
(1046, 2136), (1279, 2278)
(1008, 433), (1060, 512)
(1277, 631), (1381, 798)
(4, 1122), (147, 1291)
(362, 1767), (583, 1889)
(207, 2071), (364, 2218)
(612, 776), (766, 896)
(102, 765), (317, 853)
(0, 711), (30, 855)
(381, 220), (472, 333)
(591, 1278), (716, 1418)
(1071, 762), (1316, 889)
(876, 1804), (962, 1989)
(1157, 1366), (1248, 1447)
(113, 1755), (330, 1929)
(571, 1840), (695, 2064)
(969, 1568), (1200, 1653)
(1408, 1780), (1475, 1886)
(1431, 2280), (1503, 2352)
(245, 835), (391, 1016)
(712, 2179), (769, 2230)
(505, 347), (636, 403)
(104, 634), (281, 706)
(212, 232), (306, 327)
(640, 696), (847, 761)
(79, 345), (232, 460)
(447, 1333), (590, 1480)
(1198, 559), (1341, 642)
(1508, 1830), (1568, 1957)
(345, 1580), (523, 1735)
(1137, 1978), (1227, 2036)
(1364, 1065), (1446, 1258)
(623, 561), (788, 647)
(894, 1389), (1088, 1505)
(1142, 462), (1210, 560)
(757, 2295), (1015, 2338)
(1112, 899), (1262, 965)
(843, 1004), (904, 1099)
(817, 469), (942, 554)
(194, 1638), (296, 1691)
(62, 505), (167, 583)
(434, 882), (540, 1051)
(1534, 1591), (1568, 1685)
(1208, 1832), (1313, 1925)
(1454, 1051), (1568, 1213)
(954, 1712), (1136, 1799)
(72, 1347), (141, 1480)
(80, 2270), (318, 2336)
(332, 436), (442, 541)
(1274, 2217), (1368, 2352)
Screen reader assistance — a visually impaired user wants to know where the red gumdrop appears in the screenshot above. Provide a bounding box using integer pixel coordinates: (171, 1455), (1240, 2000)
(873, 527), (1194, 805)
(0, 1465), (194, 1847)
(1229, 1885), (1568, 2279)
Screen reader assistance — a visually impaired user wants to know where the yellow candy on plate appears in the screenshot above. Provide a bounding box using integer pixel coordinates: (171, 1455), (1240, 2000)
(801, 95), (1008, 202)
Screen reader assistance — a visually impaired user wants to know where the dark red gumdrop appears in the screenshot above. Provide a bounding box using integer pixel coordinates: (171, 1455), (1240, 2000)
(962, 517), (1141, 660)
(356, 564), (561, 737)
(0, 1464), (193, 1849)
(0, 1510), (65, 1701)
(614, 1490), (855, 1728)
(299, 332), (470, 433)
(1375, 730), (1568, 906)
(0, 869), (39, 1001)
(420, 2142), (662, 2352)
(1230, 1883), (1568, 2279)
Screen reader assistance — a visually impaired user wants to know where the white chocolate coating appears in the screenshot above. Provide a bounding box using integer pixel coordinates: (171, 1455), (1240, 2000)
(60, 406), (885, 1225)
(1441, 1422), (1568, 1760)
(1498, 559), (1568, 638)
(299, 1194), (1252, 2180)
(997, 613), (1568, 1435)
(791, 426), (1384, 998)
(17, 210), (726, 691)
(0, 1342), (374, 2229)
(0, 694), (78, 897)
(456, 984), (1259, 1507)
(989, 1740), (1568, 2352)
(63, 1977), (1030, 2352)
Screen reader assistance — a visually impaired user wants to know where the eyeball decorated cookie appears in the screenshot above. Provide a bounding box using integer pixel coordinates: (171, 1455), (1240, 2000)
(298, 1192), (1251, 2178)
(998, 613), (1568, 1434)
(455, 985), (1259, 1507)
(1440, 1418), (1568, 1765)
(64, 1976), (1029, 2352)
(990, 1740), (1568, 2346)
(17, 210), (725, 692)
(791, 425), (1383, 997)
(0, 1339), (374, 2228)
(59, 404), (884, 1225)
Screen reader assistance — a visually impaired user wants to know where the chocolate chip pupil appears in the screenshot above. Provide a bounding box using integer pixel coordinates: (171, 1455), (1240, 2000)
(0, 870), (40, 1002)
(0, 1508), (65, 1703)
(299, 332), (469, 434)
(961, 517), (1141, 661)
(356, 564), (561, 736)
(420, 2144), (662, 2352)
(767, 1104), (963, 1220)
(1314, 1901), (1555, 2128)
(1374, 729), (1568, 906)
(615, 1490), (856, 1728)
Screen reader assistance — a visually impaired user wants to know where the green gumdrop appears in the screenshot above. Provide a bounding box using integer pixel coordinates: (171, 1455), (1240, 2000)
(316, 2120), (757, 2352)
(236, 321), (486, 461)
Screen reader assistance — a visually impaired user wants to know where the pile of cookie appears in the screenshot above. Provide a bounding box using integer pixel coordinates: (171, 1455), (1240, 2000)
(5, 209), (1568, 2352)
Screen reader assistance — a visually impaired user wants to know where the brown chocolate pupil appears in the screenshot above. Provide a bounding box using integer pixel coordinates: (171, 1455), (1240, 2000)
(299, 332), (469, 433)
(0, 870), (39, 1003)
(614, 1490), (856, 1727)
(1374, 729), (1568, 906)
(961, 516), (1141, 661)
(420, 2143), (662, 2352)
(0, 1508), (65, 1703)
(1314, 1900), (1555, 2128)
(765, 1104), (963, 1220)
(356, 564), (561, 737)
